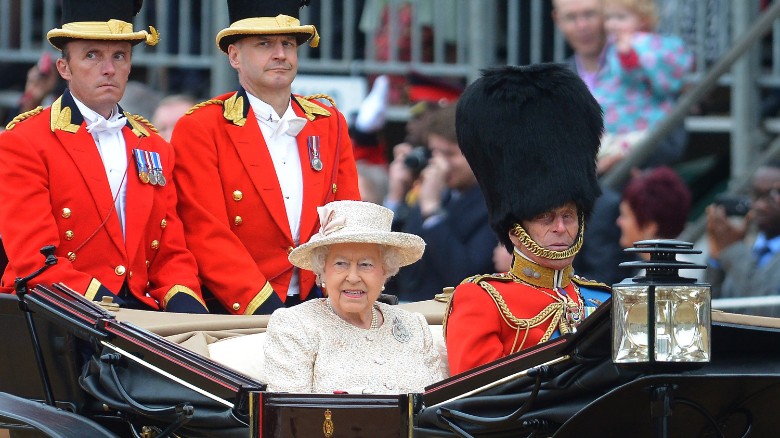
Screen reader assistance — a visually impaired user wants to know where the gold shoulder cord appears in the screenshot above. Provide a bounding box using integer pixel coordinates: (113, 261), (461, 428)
(185, 99), (224, 115)
(124, 113), (154, 137)
(303, 93), (337, 108)
(127, 114), (158, 133)
(442, 274), (508, 342)
(296, 95), (334, 121)
(5, 106), (43, 130)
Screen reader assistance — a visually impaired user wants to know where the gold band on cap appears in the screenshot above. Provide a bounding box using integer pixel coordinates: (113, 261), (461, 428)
(63, 19), (133, 34)
(233, 16), (301, 29)
(47, 20), (159, 48)
(215, 14), (319, 52)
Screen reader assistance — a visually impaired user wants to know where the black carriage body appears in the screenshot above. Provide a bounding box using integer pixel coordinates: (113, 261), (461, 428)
(0, 283), (263, 436)
(2, 283), (780, 437)
(251, 392), (417, 438)
(414, 305), (780, 438)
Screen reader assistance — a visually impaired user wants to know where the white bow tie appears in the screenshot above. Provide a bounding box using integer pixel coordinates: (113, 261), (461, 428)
(281, 117), (307, 137)
(87, 116), (127, 135)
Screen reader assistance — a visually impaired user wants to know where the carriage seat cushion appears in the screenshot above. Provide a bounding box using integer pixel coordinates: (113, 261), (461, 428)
(207, 325), (449, 382)
(208, 331), (267, 382)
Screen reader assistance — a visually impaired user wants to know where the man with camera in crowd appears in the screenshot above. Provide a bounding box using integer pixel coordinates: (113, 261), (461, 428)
(384, 103), (496, 302)
(706, 160), (780, 316)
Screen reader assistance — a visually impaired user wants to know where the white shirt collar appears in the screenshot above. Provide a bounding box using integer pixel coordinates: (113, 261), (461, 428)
(246, 92), (286, 124)
(71, 95), (121, 126)
(246, 92), (307, 137)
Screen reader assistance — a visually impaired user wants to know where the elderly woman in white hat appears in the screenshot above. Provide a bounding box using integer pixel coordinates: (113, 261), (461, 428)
(263, 200), (444, 394)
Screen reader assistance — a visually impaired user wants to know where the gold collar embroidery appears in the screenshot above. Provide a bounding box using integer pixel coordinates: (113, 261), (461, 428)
(508, 254), (574, 289)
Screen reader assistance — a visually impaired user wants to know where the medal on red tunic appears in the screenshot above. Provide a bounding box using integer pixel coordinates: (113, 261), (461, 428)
(133, 148), (150, 184)
(560, 288), (583, 329)
(150, 151), (166, 186)
(308, 135), (323, 171)
(143, 150), (158, 185)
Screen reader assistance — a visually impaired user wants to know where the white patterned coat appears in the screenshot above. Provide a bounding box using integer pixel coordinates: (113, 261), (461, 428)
(264, 299), (443, 393)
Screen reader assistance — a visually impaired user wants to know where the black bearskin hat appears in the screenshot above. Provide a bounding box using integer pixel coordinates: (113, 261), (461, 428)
(456, 64), (603, 251)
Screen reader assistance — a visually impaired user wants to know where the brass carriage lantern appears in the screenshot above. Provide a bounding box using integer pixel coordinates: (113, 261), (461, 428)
(612, 240), (711, 368)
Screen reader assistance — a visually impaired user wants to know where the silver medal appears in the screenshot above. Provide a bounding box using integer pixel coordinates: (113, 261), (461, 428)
(308, 136), (323, 172)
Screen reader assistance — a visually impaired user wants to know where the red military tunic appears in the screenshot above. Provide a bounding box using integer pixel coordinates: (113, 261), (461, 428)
(171, 89), (359, 315)
(444, 255), (610, 376)
(0, 91), (203, 310)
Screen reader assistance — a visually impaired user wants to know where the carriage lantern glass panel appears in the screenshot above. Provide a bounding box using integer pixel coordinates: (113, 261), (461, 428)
(612, 240), (711, 367)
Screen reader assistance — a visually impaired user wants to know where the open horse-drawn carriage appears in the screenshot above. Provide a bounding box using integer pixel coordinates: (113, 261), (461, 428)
(2, 267), (780, 438)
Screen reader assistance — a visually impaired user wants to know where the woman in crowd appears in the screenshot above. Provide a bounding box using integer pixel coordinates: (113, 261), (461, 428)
(263, 200), (444, 393)
(616, 166), (701, 279)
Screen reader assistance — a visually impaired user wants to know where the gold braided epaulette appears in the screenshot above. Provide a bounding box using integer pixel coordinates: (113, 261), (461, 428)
(128, 114), (158, 133)
(303, 93), (337, 108)
(460, 272), (514, 285)
(5, 106), (43, 130)
(572, 275), (612, 292)
(443, 272), (520, 344)
(296, 94), (334, 121)
(185, 99), (224, 115)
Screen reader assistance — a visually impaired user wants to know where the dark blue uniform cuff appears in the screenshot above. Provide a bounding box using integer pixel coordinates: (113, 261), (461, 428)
(166, 293), (209, 314)
(252, 291), (285, 315)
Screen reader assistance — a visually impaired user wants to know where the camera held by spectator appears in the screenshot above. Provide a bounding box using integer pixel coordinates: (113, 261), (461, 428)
(403, 146), (431, 175)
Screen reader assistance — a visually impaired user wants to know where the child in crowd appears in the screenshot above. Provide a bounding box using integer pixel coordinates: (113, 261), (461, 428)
(596, 0), (693, 174)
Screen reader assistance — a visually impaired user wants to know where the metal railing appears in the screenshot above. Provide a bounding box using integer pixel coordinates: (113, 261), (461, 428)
(0, 1), (744, 92)
(1, 0), (778, 186)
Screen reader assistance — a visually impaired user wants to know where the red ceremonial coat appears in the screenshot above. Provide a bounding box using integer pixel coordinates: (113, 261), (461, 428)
(0, 91), (203, 310)
(444, 255), (610, 376)
(171, 89), (360, 315)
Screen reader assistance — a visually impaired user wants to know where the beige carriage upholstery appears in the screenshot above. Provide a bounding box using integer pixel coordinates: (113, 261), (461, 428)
(112, 302), (780, 386)
(115, 299), (450, 382)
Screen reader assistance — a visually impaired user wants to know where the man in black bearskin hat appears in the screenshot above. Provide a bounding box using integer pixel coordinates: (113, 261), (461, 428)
(444, 64), (611, 375)
(171, 1), (360, 315)
(0, 0), (208, 313)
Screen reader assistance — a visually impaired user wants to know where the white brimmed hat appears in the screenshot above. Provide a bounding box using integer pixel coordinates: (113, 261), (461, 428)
(289, 201), (425, 271)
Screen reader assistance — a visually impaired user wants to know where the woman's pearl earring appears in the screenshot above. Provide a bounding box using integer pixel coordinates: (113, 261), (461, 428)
(321, 282), (326, 288)
(381, 285), (385, 291)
